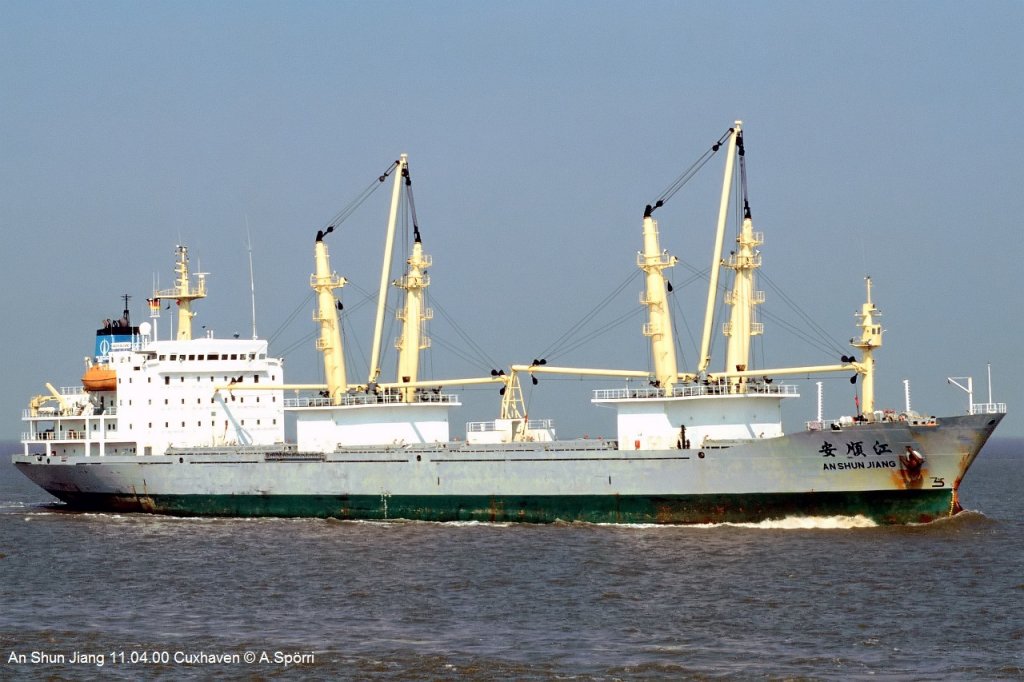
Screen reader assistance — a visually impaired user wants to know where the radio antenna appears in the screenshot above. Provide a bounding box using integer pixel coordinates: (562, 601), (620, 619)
(246, 216), (258, 339)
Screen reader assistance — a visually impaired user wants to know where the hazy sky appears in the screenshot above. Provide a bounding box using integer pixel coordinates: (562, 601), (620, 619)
(1, 1), (1021, 441)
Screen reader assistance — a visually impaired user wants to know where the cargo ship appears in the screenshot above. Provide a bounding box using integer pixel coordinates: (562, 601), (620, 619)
(12, 124), (1006, 524)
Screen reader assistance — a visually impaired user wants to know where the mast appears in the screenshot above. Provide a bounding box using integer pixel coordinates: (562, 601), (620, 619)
(698, 122), (741, 374)
(152, 245), (207, 341)
(147, 292), (161, 340)
(369, 154), (408, 385)
(312, 227), (348, 403)
(246, 222), (258, 340)
(723, 161), (764, 382)
(638, 208), (679, 390)
(395, 232), (432, 402)
(851, 276), (883, 414)
(723, 217), (763, 377)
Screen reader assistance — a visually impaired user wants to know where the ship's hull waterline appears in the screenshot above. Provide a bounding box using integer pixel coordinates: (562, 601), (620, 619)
(18, 489), (960, 526)
(14, 413), (1002, 525)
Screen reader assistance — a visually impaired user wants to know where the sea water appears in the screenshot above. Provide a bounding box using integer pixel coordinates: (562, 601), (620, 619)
(1, 439), (1021, 680)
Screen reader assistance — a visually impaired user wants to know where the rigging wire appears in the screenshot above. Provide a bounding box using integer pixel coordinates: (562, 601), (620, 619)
(274, 329), (318, 360)
(546, 305), (645, 362)
(758, 270), (848, 357)
(692, 269), (844, 370)
(320, 160), (401, 231)
(757, 305), (848, 359)
(266, 291), (314, 346)
(646, 127), (735, 216)
(341, 281), (385, 376)
(427, 327), (501, 371)
(534, 269), (641, 361)
(737, 129), (751, 220)
(758, 326), (767, 373)
(404, 163), (422, 243)
(344, 307), (370, 381)
(669, 286), (694, 370)
(671, 255), (849, 363)
(430, 297), (502, 371)
(272, 288), (380, 366)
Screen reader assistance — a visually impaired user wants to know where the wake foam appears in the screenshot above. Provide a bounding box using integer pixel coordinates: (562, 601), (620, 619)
(724, 515), (878, 530)
(584, 515), (879, 530)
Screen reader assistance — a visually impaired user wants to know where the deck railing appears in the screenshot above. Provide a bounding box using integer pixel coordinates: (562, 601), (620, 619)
(971, 402), (1007, 415)
(466, 419), (555, 433)
(22, 429), (105, 441)
(22, 406), (116, 419)
(594, 383), (798, 401)
(285, 392), (459, 408)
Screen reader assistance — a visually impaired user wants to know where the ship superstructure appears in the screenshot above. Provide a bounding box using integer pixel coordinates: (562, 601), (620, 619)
(13, 127), (1006, 524)
(21, 246), (284, 461)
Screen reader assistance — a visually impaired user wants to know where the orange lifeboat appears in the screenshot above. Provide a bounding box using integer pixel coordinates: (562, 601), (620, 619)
(82, 365), (116, 392)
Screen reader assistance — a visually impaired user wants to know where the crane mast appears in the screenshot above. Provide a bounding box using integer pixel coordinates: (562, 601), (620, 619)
(395, 233), (432, 402)
(311, 227), (348, 403)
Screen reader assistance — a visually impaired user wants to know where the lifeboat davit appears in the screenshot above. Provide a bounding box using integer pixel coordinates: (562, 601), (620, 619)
(82, 365), (116, 392)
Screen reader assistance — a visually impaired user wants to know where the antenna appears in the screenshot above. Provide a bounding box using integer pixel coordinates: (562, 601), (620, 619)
(150, 273), (160, 340)
(816, 381), (823, 422)
(246, 216), (258, 339)
(987, 362), (993, 405)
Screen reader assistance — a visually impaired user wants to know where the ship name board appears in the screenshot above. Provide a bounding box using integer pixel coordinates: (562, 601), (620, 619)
(823, 460), (897, 471)
(819, 439), (897, 472)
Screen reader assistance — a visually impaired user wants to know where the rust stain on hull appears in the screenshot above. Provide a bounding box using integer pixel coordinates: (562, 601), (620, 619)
(488, 497), (504, 523)
(128, 482), (158, 513)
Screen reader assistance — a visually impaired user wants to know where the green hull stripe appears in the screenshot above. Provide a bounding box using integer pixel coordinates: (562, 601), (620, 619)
(48, 490), (955, 525)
